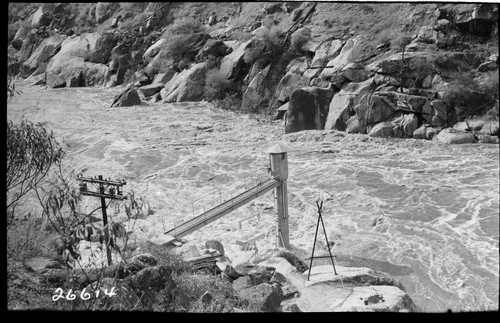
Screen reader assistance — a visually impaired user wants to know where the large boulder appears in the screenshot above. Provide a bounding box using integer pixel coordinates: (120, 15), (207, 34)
(479, 120), (499, 136)
(142, 38), (167, 64)
(243, 50), (300, 113)
(337, 285), (418, 312)
(44, 33), (117, 87)
(338, 62), (372, 83)
(45, 57), (109, 88)
(285, 85), (333, 134)
(21, 34), (67, 76)
(232, 275), (255, 290)
(241, 64), (271, 113)
(391, 113), (420, 138)
(368, 122), (394, 138)
(89, 33), (118, 64)
(11, 38), (23, 51)
(430, 99), (451, 126)
(195, 39), (231, 61)
(110, 88), (142, 107)
(259, 255), (304, 276)
(393, 92), (428, 113)
(144, 50), (175, 78)
(11, 24), (32, 50)
(455, 3), (498, 36)
(285, 57), (310, 75)
(45, 70), (66, 88)
(303, 39), (344, 81)
(433, 128), (478, 144)
(269, 271), (299, 299)
(246, 266), (276, 285)
(138, 83), (165, 98)
(219, 40), (253, 80)
(26, 73), (46, 86)
(325, 77), (375, 131)
(18, 32), (43, 64)
(47, 33), (115, 70)
(95, 2), (119, 24)
(251, 25), (271, 40)
(105, 54), (130, 87)
(290, 27), (312, 51)
(274, 72), (309, 104)
(152, 70), (176, 85)
(414, 26), (439, 44)
(319, 36), (365, 79)
(305, 265), (404, 290)
(223, 265), (241, 280)
(355, 94), (397, 133)
(47, 57), (108, 88)
(345, 115), (364, 134)
(179, 32), (212, 59)
(270, 57), (313, 112)
(275, 102), (289, 120)
(161, 62), (208, 102)
(453, 117), (488, 132)
(367, 51), (476, 85)
(413, 125), (441, 140)
(31, 6), (51, 28)
(301, 265), (419, 312)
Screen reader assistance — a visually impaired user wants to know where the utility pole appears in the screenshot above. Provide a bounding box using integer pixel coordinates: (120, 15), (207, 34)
(76, 174), (127, 266)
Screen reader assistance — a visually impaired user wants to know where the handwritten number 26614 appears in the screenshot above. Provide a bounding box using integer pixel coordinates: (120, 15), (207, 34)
(52, 287), (116, 302)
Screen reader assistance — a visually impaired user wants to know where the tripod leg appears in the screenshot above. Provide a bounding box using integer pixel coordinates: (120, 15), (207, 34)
(319, 213), (337, 275)
(307, 202), (322, 281)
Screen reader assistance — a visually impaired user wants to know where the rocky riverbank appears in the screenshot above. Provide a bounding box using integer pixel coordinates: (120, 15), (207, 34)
(8, 2), (499, 141)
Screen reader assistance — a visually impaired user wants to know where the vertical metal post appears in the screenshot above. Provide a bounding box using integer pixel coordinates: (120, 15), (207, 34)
(270, 151), (289, 249)
(99, 175), (112, 266)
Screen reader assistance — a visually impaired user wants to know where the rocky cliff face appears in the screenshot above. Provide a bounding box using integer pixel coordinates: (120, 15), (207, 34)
(7, 2), (499, 140)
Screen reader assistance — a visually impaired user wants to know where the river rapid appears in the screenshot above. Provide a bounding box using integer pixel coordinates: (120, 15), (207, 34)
(7, 82), (499, 312)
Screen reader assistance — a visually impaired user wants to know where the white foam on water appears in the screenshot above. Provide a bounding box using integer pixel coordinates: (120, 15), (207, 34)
(7, 83), (499, 312)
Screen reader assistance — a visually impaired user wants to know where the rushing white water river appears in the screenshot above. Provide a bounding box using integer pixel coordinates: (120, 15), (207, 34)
(7, 82), (499, 312)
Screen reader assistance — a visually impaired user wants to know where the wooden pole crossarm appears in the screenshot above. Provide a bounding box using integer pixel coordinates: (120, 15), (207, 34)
(80, 191), (127, 200)
(76, 176), (126, 186)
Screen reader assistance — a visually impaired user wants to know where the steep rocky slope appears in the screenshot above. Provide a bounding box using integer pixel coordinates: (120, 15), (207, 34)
(8, 2), (499, 141)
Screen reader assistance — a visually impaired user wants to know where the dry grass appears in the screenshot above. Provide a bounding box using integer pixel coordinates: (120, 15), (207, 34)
(173, 273), (248, 313)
